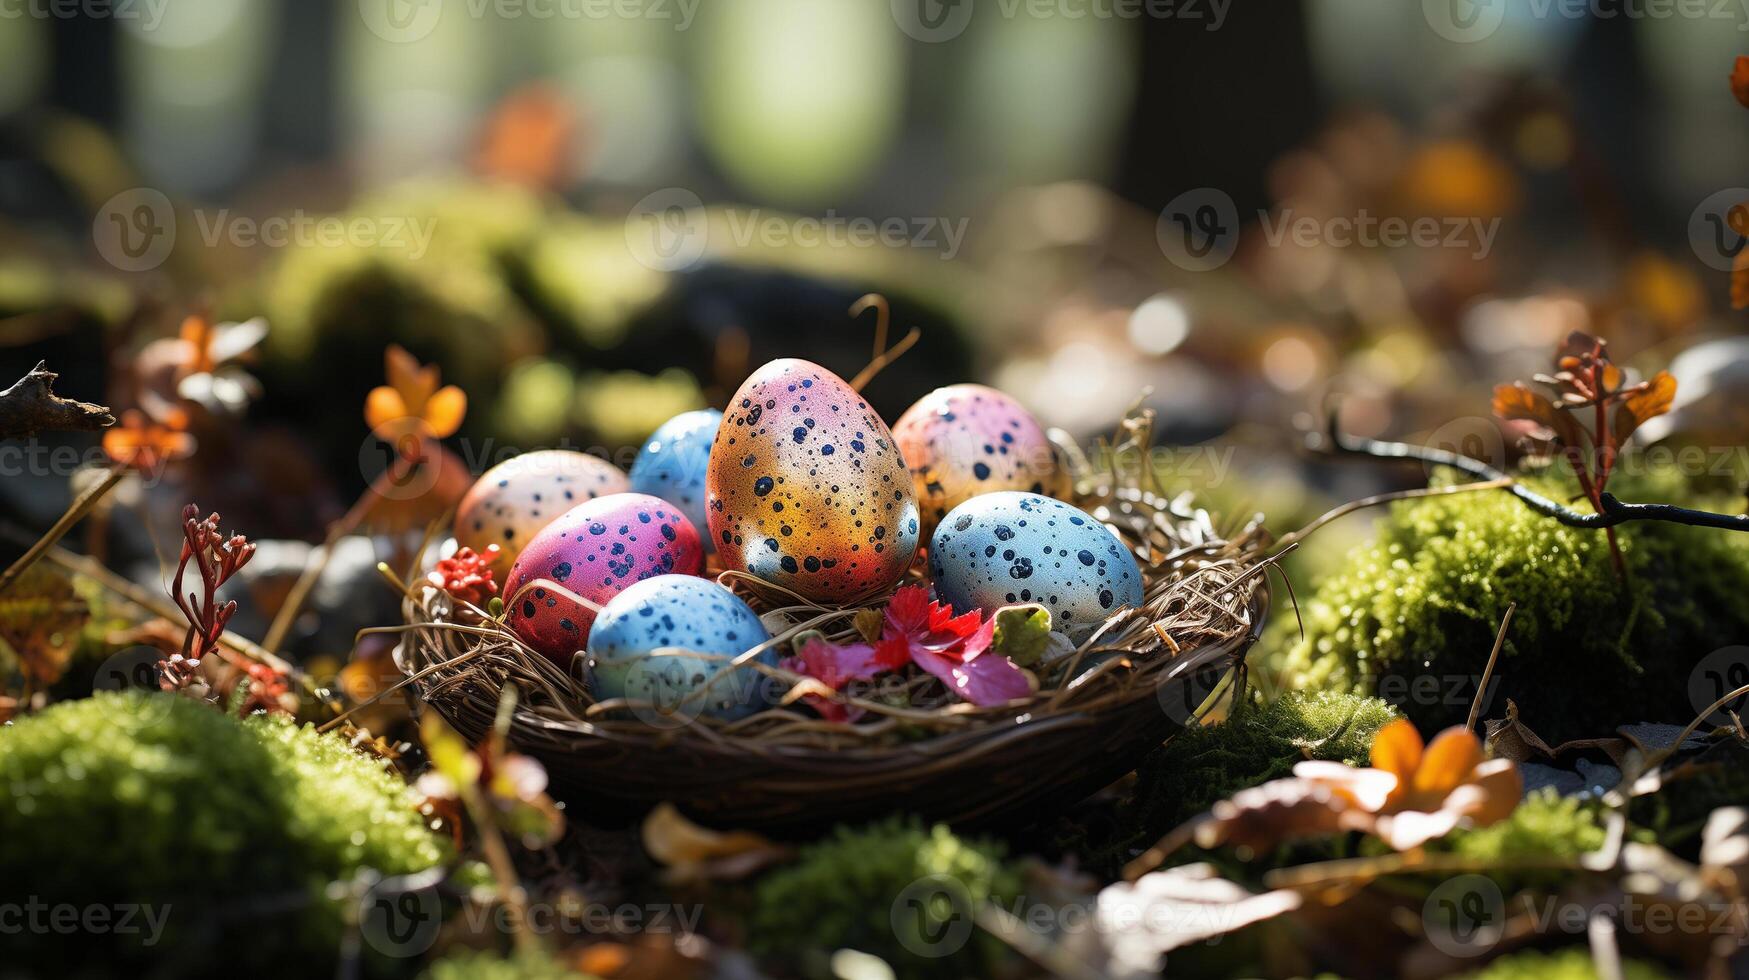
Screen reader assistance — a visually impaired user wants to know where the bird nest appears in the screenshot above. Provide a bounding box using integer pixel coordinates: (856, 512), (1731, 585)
(395, 413), (1274, 830)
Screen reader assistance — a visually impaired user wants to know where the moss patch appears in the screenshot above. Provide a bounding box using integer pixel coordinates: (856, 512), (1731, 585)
(1123, 690), (1400, 846)
(748, 818), (1021, 980)
(1456, 947), (1672, 980)
(1267, 465), (1749, 742)
(0, 691), (451, 975)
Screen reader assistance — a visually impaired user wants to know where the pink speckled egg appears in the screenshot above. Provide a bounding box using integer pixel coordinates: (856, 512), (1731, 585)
(503, 492), (703, 665)
(892, 384), (1066, 537)
(708, 359), (920, 604)
(456, 450), (629, 571)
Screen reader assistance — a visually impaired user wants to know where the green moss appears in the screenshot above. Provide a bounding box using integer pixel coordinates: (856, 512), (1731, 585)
(748, 818), (1022, 980)
(1123, 691), (1400, 846)
(419, 948), (588, 980)
(1445, 789), (1608, 864)
(0, 691), (451, 975)
(1456, 947), (1672, 980)
(1267, 464), (1749, 742)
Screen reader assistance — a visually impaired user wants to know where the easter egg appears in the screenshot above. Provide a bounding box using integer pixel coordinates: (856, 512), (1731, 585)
(928, 492), (1144, 642)
(893, 384), (1066, 538)
(456, 450), (629, 570)
(587, 575), (778, 721)
(504, 493), (703, 664)
(629, 409), (722, 537)
(708, 359), (921, 604)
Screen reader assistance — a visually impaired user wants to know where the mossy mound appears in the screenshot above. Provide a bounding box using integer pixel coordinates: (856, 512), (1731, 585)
(0, 691), (451, 976)
(1268, 465), (1749, 742)
(419, 948), (590, 980)
(1457, 947), (1672, 980)
(748, 818), (1022, 980)
(1122, 690), (1400, 848)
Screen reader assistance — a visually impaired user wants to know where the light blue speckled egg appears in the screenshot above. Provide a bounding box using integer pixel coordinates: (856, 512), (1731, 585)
(629, 409), (722, 535)
(586, 574), (778, 721)
(928, 492), (1144, 642)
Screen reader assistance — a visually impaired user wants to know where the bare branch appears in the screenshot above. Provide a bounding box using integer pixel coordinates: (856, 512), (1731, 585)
(1311, 399), (1749, 534)
(0, 362), (114, 440)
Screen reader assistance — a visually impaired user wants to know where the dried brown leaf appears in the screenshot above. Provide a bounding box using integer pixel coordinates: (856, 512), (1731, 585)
(1613, 370), (1676, 447)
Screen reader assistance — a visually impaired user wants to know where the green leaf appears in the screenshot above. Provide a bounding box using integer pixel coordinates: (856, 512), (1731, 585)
(992, 604), (1052, 666)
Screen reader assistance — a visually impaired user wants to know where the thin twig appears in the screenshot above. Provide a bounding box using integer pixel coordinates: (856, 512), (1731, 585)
(1266, 478), (1514, 561)
(847, 293), (922, 392)
(0, 464), (126, 594)
(1313, 403), (1749, 533)
(1468, 603), (1515, 732)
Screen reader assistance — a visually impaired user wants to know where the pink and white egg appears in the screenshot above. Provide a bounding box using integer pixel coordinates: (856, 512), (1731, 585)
(892, 384), (1066, 538)
(455, 450), (630, 571)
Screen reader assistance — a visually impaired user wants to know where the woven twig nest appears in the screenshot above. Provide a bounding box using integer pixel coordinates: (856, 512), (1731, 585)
(397, 416), (1273, 830)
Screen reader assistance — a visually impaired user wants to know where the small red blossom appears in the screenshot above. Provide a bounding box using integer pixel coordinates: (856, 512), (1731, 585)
(782, 584), (1032, 721)
(430, 544), (501, 607)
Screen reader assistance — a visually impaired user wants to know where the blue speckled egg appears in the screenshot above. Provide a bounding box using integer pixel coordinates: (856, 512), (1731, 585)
(929, 492), (1144, 641)
(587, 575), (778, 720)
(629, 409), (722, 535)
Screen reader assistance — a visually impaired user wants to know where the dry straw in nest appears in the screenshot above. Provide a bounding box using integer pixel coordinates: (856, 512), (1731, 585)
(393, 408), (1273, 829)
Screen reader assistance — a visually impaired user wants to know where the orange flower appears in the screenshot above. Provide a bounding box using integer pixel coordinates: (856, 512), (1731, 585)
(102, 409), (195, 473)
(1293, 719), (1521, 850)
(364, 345), (467, 441)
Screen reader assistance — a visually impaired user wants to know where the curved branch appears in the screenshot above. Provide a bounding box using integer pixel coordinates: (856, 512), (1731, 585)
(1312, 404), (1749, 533)
(0, 362), (113, 440)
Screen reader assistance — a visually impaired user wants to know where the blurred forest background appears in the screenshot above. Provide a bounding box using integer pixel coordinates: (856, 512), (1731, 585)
(3, 0), (1748, 579)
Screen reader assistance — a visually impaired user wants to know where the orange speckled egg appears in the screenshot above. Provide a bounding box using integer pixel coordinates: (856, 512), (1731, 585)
(708, 359), (920, 604)
(456, 450), (630, 570)
(892, 384), (1065, 537)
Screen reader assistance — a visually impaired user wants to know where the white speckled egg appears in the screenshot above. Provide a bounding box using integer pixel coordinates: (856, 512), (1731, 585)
(928, 492), (1144, 642)
(456, 450), (629, 570)
(629, 409), (722, 536)
(587, 575), (778, 720)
